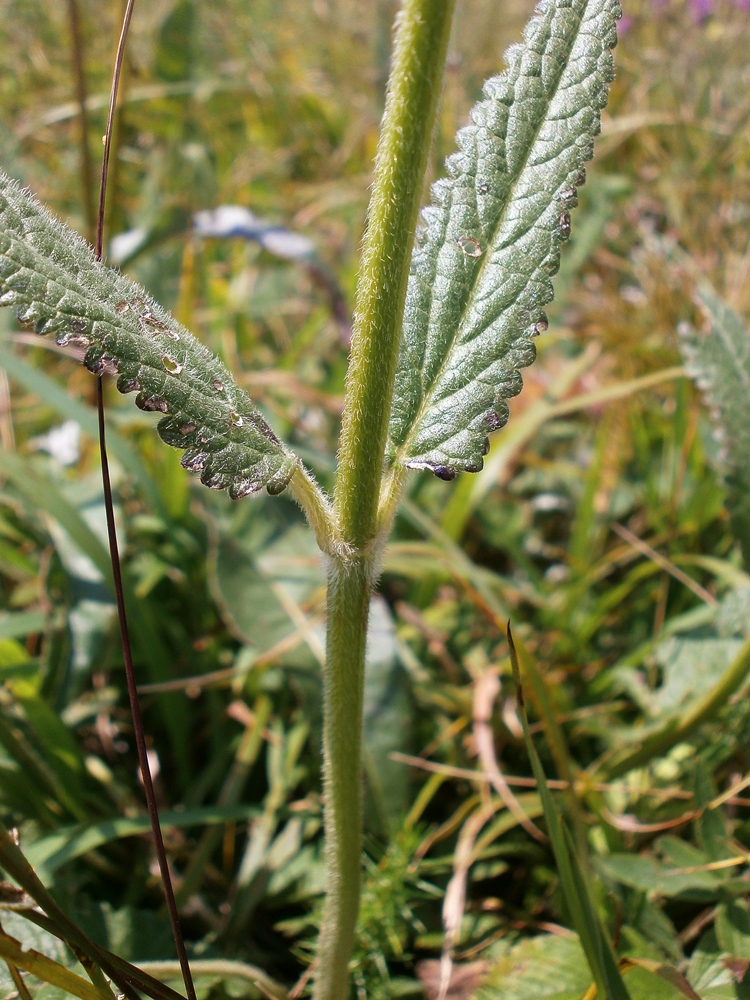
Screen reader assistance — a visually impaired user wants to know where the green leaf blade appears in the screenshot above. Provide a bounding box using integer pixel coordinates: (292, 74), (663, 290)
(680, 288), (750, 569)
(0, 171), (298, 499)
(388, 0), (621, 477)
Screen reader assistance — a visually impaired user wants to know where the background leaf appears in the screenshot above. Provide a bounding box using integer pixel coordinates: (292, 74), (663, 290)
(475, 934), (591, 1000)
(680, 288), (750, 570)
(362, 597), (413, 833)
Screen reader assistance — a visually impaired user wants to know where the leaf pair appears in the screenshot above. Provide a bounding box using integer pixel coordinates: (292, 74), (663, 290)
(0, 0), (621, 501)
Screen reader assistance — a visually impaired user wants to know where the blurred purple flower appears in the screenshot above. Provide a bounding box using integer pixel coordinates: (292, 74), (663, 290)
(690, 0), (713, 20)
(646, 0), (749, 21)
(617, 14), (634, 34)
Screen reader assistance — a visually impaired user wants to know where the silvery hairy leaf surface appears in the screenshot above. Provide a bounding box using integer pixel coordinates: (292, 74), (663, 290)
(387, 0), (621, 479)
(0, 172), (298, 499)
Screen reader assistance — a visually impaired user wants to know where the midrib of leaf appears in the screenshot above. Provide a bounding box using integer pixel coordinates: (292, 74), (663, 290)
(388, 0), (620, 476)
(402, 19), (573, 438)
(393, 90), (555, 466)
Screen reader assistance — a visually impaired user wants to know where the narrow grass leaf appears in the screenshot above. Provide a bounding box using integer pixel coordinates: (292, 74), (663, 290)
(562, 824), (632, 999)
(0, 928), (101, 1000)
(25, 804), (263, 882)
(0, 447), (190, 778)
(0, 823), (186, 1000)
(388, 0), (621, 477)
(508, 626), (630, 1000)
(0, 712), (86, 822)
(0, 448), (112, 581)
(23, 908), (189, 1000)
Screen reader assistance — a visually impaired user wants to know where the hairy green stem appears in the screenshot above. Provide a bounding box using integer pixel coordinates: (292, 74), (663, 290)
(289, 466), (344, 558)
(316, 557), (370, 1000)
(316, 3), (456, 998)
(334, 0), (456, 547)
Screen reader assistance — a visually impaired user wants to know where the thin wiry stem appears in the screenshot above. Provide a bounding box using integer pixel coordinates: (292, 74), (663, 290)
(95, 0), (133, 260)
(94, 5), (196, 1000)
(66, 0), (95, 243)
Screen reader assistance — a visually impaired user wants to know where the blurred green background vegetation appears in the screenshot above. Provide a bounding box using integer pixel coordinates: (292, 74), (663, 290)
(1, 0), (750, 997)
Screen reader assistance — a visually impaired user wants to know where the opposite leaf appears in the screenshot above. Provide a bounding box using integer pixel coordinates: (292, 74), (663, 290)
(0, 171), (297, 498)
(388, 0), (621, 478)
(680, 288), (750, 570)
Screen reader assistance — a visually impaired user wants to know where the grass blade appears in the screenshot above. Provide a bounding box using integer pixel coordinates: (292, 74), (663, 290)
(508, 624), (630, 1000)
(0, 927), (103, 1000)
